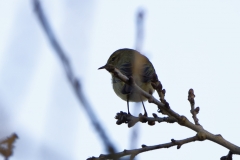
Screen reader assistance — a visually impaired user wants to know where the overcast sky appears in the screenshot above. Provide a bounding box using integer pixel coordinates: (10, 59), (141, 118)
(0, 1), (240, 160)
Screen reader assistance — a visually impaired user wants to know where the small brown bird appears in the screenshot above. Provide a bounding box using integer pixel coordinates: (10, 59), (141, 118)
(99, 48), (156, 116)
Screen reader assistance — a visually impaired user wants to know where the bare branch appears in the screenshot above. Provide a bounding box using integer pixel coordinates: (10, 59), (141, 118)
(102, 64), (240, 155)
(87, 135), (199, 160)
(151, 73), (171, 116)
(188, 89), (200, 125)
(115, 111), (177, 128)
(33, 0), (116, 153)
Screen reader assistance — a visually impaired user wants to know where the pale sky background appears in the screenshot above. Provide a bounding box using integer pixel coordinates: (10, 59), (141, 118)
(0, 0), (240, 160)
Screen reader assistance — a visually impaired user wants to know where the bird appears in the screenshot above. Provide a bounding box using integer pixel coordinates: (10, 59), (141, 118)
(98, 48), (156, 116)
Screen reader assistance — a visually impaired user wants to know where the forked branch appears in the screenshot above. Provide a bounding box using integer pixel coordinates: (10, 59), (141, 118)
(91, 64), (240, 159)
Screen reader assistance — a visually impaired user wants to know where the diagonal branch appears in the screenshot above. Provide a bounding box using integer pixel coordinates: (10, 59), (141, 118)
(102, 64), (240, 155)
(87, 135), (199, 160)
(33, 0), (116, 153)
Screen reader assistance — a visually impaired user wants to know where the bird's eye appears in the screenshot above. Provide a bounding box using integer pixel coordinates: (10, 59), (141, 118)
(111, 57), (115, 61)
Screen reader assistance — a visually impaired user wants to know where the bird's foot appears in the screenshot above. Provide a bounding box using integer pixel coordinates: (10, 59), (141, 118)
(143, 111), (148, 117)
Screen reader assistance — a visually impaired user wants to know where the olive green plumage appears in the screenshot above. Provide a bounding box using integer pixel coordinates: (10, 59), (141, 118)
(99, 48), (156, 115)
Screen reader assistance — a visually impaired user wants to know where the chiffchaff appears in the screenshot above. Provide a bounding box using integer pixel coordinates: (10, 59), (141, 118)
(98, 48), (156, 116)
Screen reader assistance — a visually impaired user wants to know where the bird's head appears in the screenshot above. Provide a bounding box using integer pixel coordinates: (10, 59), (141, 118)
(98, 48), (133, 70)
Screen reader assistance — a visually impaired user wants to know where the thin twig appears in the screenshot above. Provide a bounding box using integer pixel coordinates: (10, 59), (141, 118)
(151, 73), (171, 116)
(115, 111), (177, 128)
(33, 0), (116, 153)
(188, 89), (200, 125)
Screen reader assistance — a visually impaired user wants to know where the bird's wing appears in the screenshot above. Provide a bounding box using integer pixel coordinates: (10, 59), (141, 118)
(141, 63), (155, 83)
(118, 62), (155, 84)
(119, 62), (132, 77)
(119, 62), (133, 95)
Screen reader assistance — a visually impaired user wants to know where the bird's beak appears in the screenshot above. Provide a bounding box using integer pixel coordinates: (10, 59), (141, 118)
(98, 65), (106, 70)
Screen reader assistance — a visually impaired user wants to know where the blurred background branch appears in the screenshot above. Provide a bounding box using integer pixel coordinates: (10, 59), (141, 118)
(32, 0), (116, 154)
(130, 8), (145, 151)
(0, 133), (18, 160)
(135, 9), (144, 51)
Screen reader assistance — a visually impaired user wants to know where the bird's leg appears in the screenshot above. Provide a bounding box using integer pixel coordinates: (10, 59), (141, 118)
(141, 101), (148, 117)
(127, 94), (131, 115)
(140, 96), (148, 117)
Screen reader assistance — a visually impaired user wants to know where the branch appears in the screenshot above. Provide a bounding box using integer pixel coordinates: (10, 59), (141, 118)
(130, 8), (145, 150)
(151, 73), (171, 116)
(102, 64), (240, 155)
(115, 111), (177, 128)
(135, 8), (144, 51)
(0, 133), (18, 160)
(221, 151), (233, 160)
(188, 89), (200, 125)
(87, 135), (199, 160)
(33, 0), (116, 153)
